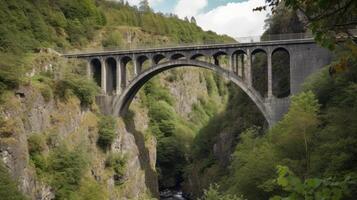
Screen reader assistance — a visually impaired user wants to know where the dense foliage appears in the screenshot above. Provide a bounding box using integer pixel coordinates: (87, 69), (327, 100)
(257, 0), (357, 49)
(105, 153), (127, 185)
(97, 116), (117, 150)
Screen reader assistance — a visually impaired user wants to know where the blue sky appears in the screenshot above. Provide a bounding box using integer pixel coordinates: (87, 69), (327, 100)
(125, 0), (270, 38)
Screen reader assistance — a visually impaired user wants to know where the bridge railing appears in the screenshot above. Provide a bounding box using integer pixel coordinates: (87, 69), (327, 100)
(61, 30), (357, 55)
(235, 32), (313, 43)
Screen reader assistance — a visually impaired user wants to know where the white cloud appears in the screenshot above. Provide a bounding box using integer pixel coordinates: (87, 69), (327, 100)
(195, 0), (269, 38)
(174, 0), (208, 18)
(117, 0), (269, 38)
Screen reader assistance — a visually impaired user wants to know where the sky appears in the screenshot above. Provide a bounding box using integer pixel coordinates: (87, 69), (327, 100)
(123, 0), (270, 38)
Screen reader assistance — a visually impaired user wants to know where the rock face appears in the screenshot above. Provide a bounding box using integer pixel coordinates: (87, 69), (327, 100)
(0, 85), (156, 199)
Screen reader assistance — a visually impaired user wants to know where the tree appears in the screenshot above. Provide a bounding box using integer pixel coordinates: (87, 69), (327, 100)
(255, 0), (357, 49)
(271, 165), (356, 200)
(139, 0), (151, 12)
(191, 16), (197, 24)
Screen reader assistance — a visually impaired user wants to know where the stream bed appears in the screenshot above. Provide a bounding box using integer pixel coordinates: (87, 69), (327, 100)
(160, 190), (187, 200)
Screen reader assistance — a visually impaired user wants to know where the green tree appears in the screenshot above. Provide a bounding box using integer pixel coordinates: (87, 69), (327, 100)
(139, 0), (151, 12)
(271, 165), (356, 200)
(97, 116), (117, 150)
(256, 0), (357, 49)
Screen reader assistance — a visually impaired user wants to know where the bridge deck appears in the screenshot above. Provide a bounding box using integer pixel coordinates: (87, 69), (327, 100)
(62, 38), (315, 58)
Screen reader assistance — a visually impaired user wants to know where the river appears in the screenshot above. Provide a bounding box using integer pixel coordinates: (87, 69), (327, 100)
(160, 190), (187, 200)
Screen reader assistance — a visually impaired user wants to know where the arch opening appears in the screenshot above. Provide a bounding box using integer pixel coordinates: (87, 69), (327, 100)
(114, 60), (271, 126)
(251, 49), (268, 97)
(232, 50), (247, 79)
(90, 58), (102, 87)
(191, 53), (208, 62)
(105, 57), (117, 95)
(121, 56), (133, 89)
(137, 55), (151, 72)
(213, 51), (229, 69)
(153, 54), (167, 65)
(171, 53), (186, 60)
(272, 48), (291, 98)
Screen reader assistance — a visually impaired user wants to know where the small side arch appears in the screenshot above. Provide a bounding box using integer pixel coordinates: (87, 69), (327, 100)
(153, 54), (167, 65)
(251, 48), (268, 97)
(212, 51), (229, 68)
(105, 57), (117, 94)
(120, 56), (133, 88)
(272, 47), (291, 98)
(136, 55), (150, 72)
(90, 58), (102, 87)
(170, 53), (186, 60)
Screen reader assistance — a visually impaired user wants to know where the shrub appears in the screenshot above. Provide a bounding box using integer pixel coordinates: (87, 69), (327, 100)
(28, 134), (47, 172)
(28, 134), (46, 156)
(55, 75), (98, 106)
(200, 184), (244, 200)
(271, 166), (357, 200)
(105, 153), (127, 185)
(48, 145), (88, 199)
(0, 53), (25, 97)
(97, 116), (117, 150)
(102, 31), (123, 48)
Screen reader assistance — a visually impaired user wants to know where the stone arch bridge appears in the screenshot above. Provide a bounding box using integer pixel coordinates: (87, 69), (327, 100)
(63, 39), (332, 126)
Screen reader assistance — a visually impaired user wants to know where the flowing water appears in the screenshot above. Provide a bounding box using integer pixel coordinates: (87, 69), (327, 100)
(160, 190), (187, 200)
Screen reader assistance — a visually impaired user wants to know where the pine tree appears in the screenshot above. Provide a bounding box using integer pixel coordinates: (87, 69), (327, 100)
(190, 16), (196, 24)
(139, 0), (151, 12)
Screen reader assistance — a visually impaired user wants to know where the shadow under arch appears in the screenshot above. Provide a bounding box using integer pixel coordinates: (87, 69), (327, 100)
(112, 59), (273, 126)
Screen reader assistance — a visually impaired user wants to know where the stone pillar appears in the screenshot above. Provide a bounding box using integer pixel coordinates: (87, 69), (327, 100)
(267, 49), (273, 98)
(214, 56), (219, 66)
(229, 54), (234, 73)
(87, 60), (91, 79)
(100, 58), (107, 94)
(133, 56), (138, 76)
(245, 49), (252, 87)
(116, 57), (121, 95)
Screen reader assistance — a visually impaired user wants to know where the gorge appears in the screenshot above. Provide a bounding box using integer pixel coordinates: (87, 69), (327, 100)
(0, 0), (357, 200)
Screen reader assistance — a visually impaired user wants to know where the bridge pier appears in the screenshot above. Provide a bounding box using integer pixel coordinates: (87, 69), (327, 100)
(100, 58), (107, 94)
(267, 49), (273, 99)
(116, 57), (121, 95)
(245, 49), (252, 87)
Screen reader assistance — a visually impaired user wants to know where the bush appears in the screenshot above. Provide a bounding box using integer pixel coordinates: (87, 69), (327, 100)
(48, 145), (88, 199)
(0, 53), (25, 97)
(102, 31), (123, 48)
(28, 134), (46, 156)
(200, 184), (244, 200)
(272, 166), (357, 200)
(105, 153), (127, 185)
(31, 74), (55, 102)
(55, 75), (98, 106)
(97, 116), (117, 150)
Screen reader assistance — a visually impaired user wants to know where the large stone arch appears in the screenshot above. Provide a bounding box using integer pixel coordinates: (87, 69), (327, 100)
(112, 59), (273, 125)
